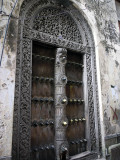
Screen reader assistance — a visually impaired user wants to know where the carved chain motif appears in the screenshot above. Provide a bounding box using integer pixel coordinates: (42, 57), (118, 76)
(55, 48), (69, 160)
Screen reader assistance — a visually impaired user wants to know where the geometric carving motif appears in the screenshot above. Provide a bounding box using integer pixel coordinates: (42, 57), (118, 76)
(33, 7), (82, 43)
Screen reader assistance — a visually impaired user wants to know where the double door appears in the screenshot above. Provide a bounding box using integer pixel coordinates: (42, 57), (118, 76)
(31, 41), (87, 160)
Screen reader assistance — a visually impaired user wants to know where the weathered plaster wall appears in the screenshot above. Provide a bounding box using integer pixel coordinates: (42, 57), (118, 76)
(115, 0), (120, 20)
(87, 0), (120, 136)
(83, 0), (120, 155)
(0, 0), (21, 158)
(0, 0), (120, 158)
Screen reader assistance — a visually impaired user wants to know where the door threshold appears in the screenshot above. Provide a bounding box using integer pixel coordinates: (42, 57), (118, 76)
(70, 151), (97, 160)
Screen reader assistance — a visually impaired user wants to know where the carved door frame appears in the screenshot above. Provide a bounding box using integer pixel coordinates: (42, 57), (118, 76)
(12, 0), (101, 159)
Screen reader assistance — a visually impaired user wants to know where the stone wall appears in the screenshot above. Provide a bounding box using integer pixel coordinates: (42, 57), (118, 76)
(0, 0), (120, 159)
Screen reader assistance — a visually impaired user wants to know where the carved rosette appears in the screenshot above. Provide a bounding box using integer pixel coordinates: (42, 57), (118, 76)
(55, 48), (69, 160)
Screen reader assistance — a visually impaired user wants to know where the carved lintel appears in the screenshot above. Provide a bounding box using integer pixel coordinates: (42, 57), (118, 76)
(31, 30), (87, 53)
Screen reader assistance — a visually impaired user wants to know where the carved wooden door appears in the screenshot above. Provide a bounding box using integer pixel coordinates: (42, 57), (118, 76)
(31, 42), (55, 160)
(31, 42), (86, 160)
(66, 50), (86, 157)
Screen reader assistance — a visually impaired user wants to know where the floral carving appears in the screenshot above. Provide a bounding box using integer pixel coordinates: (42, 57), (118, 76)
(33, 7), (82, 44)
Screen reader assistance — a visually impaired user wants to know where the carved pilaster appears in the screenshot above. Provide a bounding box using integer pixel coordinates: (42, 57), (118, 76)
(55, 48), (69, 160)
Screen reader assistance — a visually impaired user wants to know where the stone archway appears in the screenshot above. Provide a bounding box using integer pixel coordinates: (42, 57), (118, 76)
(12, 0), (101, 159)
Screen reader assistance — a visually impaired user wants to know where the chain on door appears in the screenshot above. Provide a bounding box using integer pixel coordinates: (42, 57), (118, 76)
(31, 42), (87, 160)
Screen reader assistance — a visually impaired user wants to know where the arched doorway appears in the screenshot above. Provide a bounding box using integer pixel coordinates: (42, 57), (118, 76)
(12, 0), (101, 159)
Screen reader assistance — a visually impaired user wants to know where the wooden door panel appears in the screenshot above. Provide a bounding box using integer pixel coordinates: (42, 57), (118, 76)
(31, 42), (55, 160)
(32, 83), (54, 98)
(66, 85), (83, 98)
(66, 104), (84, 120)
(66, 51), (86, 156)
(66, 66), (82, 81)
(31, 43), (86, 159)
(67, 51), (83, 64)
(32, 60), (54, 78)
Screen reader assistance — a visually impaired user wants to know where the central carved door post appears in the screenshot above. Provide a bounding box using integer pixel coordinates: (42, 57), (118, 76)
(55, 48), (69, 160)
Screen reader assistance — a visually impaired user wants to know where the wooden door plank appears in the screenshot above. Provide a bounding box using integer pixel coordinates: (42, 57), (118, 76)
(31, 42), (55, 160)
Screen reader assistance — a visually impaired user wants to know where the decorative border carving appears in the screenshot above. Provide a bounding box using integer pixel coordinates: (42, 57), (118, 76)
(12, 0), (101, 159)
(55, 48), (68, 160)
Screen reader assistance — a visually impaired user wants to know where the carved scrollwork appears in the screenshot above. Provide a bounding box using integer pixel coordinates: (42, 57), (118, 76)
(33, 7), (82, 44)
